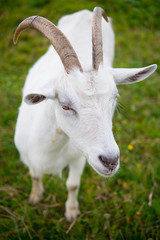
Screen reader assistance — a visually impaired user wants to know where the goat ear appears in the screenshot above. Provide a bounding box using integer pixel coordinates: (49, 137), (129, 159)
(24, 92), (56, 105)
(24, 94), (46, 105)
(109, 64), (157, 85)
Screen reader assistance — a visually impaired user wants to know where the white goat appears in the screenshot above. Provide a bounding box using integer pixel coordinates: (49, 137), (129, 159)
(13, 7), (157, 221)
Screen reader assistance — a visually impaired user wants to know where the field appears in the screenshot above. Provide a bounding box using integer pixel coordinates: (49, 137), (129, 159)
(0, 0), (160, 239)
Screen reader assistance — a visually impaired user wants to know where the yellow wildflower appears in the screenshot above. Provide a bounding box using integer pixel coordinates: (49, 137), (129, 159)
(136, 211), (141, 215)
(128, 144), (133, 151)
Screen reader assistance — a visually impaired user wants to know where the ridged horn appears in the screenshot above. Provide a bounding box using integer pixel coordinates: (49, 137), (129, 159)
(92, 7), (109, 71)
(13, 16), (83, 74)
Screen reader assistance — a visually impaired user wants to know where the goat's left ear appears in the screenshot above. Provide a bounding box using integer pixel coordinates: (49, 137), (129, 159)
(109, 64), (157, 85)
(24, 92), (56, 105)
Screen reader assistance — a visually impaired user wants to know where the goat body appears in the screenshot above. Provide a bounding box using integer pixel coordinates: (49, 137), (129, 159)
(14, 8), (157, 221)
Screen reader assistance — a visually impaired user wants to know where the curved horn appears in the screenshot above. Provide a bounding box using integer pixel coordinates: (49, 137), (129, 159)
(92, 7), (109, 71)
(13, 16), (83, 74)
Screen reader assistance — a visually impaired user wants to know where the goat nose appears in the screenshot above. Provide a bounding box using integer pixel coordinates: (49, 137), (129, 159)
(98, 155), (118, 171)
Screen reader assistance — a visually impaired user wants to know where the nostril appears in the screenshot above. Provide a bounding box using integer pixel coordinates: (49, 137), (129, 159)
(99, 155), (109, 163)
(98, 155), (118, 171)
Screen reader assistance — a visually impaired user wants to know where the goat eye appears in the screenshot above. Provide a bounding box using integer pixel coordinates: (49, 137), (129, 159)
(62, 104), (77, 115)
(62, 105), (70, 110)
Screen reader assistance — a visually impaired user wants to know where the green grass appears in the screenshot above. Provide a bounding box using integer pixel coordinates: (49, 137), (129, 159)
(0, 0), (160, 239)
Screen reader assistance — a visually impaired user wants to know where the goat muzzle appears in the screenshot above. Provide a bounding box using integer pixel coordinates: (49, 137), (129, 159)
(98, 155), (118, 171)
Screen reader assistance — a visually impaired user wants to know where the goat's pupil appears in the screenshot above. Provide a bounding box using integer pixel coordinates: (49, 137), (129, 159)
(62, 105), (70, 110)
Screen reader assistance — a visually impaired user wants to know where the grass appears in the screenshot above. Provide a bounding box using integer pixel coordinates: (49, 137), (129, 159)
(0, 0), (160, 239)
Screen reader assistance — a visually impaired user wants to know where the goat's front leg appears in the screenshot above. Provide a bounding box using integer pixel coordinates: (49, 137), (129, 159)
(65, 157), (86, 222)
(28, 169), (44, 205)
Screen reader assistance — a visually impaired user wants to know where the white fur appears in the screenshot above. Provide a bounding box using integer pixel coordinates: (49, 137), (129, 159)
(14, 9), (157, 221)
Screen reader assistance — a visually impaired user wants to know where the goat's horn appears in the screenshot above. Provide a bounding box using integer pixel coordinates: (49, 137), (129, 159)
(13, 16), (83, 74)
(92, 7), (109, 71)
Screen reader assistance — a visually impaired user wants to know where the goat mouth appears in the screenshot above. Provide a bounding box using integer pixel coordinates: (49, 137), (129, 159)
(87, 158), (118, 178)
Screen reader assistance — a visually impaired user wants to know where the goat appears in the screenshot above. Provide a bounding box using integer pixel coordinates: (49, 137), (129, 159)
(13, 7), (157, 222)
